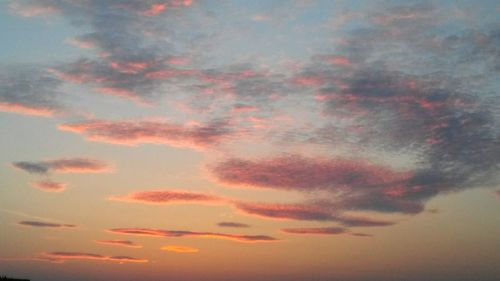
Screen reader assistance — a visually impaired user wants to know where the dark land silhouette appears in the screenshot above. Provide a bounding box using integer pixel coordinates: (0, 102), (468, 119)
(0, 276), (30, 281)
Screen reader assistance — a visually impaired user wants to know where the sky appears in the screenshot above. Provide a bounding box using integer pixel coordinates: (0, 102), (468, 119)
(0, 1), (499, 281)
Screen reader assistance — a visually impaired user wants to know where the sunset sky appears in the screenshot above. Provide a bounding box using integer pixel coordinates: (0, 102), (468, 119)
(1, 1), (499, 281)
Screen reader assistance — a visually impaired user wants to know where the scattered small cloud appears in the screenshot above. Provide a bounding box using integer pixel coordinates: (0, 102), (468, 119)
(161, 245), (199, 253)
(94, 240), (142, 248)
(18, 220), (76, 229)
(217, 222), (250, 228)
(31, 180), (66, 192)
(12, 158), (112, 175)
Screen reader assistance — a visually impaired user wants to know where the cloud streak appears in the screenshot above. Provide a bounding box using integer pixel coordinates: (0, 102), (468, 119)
(217, 222), (250, 228)
(109, 227), (278, 243)
(281, 227), (371, 237)
(161, 245), (199, 253)
(18, 220), (76, 229)
(31, 180), (66, 192)
(109, 190), (224, 205)
(12, 158), (112, 175)
(59, 119), (233, 149)
(94, 240), (142, 248)
(39, 252), (147, 263)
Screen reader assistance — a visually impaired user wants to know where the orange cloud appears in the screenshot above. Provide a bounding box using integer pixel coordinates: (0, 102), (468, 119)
(161, 245), (199, 253)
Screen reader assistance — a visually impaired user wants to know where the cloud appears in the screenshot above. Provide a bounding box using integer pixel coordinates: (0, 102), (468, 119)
(59, 119), (233, 149)
(109, 188), (395, 227)
(31, 180), (66, 192)
(9, 1), (59, 17)
(109, 227), (278, 243)
(233, 202), (335, 221)
(161, 245), (199, 253)
(39, 252), (148, 263)
(12, 158), (112, 175)
(334, 216), (395, 227)
(211, 155), (423, 214)
(110, 190), (224, 205)
(217, 222), (250, 228)
(0, 65), (64, 117)
(211, 155), (412, 192)
(12, 0), (198, 102)
(281, 226), (371, 237)
(281, 227), (347, 235)
(18, 220), (76, 228)
(232, 201), (395, 227)
(94, 240), (142, 248)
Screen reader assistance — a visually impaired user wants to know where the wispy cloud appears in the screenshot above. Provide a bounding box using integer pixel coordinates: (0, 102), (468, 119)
(281, 226), (370, 237)
(109, 227), (278, 243)
(31, 180), (66, 192)
(59, 119), (233, 149)
(12, 158), (112, 175)
(109, 190), (224, 204)
(18, 220), (77, 229)
(233, 201), (335, 221)
(281, 226), (347, 235)
(217, 222), (250, 228)
(94, 240), (142, 249)
(161, 245), (199, 253)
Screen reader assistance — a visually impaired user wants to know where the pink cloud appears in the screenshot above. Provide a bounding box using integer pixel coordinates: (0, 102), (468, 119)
(165, 56), (190, 65)
(0, 102), (54, 117)
(31, 180), (66, 192)
(110, 190), (224, 205)
(109, 228), (278, 243)
(234, 202), (334, 221)
(211, 155), (412, 191)
(142, 3), (168, 17)
(291, 75), (326, 86)
(59, 119), (232, 149)
(323, 55), (352, 66)
(94, 240), (142, 248)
